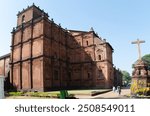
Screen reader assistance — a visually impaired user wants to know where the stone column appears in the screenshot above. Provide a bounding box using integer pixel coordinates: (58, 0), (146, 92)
(0, 76), (5, 99)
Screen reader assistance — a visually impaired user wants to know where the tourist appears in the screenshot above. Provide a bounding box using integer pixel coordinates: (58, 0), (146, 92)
(117, 86), (121, 95)
(112, 86), (116, 92)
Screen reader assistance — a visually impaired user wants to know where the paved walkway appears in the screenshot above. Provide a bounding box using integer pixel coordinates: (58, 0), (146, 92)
(75, 89), (130, 99)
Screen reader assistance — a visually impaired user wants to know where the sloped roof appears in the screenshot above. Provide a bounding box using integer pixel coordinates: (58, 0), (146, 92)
(0, 53), (10, 60)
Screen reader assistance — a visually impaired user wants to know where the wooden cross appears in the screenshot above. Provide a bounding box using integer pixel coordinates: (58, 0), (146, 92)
(131, 39), (145, 60)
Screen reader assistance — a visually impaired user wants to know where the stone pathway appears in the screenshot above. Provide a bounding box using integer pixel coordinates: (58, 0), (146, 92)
(75, 89), (130, 99)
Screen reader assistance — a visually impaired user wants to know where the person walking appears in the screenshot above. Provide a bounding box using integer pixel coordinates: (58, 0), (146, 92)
(112, 86), (116, 92)
(117, 86), (121, 95)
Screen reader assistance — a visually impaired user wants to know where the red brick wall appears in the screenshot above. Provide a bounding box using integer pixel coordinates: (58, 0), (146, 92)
(22, 61), (30, 89)
(0, 56), (10, 76)
(0, 60), (4, 75)
(9, 5), (114, 91)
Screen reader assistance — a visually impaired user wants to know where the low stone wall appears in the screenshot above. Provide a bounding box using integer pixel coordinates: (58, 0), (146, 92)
(0, 76), (4, 99)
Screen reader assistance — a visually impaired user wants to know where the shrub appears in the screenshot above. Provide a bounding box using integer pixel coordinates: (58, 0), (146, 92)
(131, 82), (150, 96)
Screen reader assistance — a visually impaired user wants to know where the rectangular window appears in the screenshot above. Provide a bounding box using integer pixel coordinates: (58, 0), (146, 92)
(98, 70), (104, 79)
(88, 72), (91, 78)
(79, 42), (81, 46)
(54, 70), (59, 80)
(68, 72), (71, 80)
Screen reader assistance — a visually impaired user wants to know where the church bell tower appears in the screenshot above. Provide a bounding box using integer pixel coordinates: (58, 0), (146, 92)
(10, 4), (48, 91)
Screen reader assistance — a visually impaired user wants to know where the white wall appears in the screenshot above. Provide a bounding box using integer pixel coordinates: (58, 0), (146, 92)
(0, 76), (4, 99)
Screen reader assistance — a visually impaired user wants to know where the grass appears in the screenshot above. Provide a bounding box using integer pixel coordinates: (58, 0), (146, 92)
(7, 89), (111, 98)
(8, 92), (24, 96)
(8, 92), (59, 98)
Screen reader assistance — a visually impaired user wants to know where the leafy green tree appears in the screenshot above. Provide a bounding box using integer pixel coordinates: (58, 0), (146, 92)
(142, 54), (150, 66)
(121, 71), (131, 86)
(132, 54), (150, 68)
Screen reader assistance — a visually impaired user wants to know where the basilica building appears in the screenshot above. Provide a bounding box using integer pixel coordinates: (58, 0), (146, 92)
(0, 4), (121, 91)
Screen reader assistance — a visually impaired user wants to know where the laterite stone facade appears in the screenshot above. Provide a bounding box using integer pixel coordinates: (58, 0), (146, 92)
(0, 4), (120, 91)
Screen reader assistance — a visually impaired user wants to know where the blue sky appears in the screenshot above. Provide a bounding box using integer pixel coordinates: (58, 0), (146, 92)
(0, 0), (150, 74)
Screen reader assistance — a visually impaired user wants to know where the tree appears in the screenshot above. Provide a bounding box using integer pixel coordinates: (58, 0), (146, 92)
(121, 71), (131, 86)
(132, 54), (150, 68)
(142, 54), (150, 66)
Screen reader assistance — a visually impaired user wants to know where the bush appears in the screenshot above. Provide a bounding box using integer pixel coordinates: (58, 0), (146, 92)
(131, 82), (150, 96)
(135, 88), (150, 95)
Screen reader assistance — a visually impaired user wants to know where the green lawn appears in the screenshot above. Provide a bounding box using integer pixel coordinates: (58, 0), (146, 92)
(7, 89), (111, 98)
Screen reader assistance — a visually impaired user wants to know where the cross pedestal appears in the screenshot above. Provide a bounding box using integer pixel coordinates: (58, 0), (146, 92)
(131, 60), (150, 95)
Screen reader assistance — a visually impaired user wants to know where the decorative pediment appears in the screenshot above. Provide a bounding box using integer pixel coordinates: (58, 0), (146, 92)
(96, 49), (103, 53)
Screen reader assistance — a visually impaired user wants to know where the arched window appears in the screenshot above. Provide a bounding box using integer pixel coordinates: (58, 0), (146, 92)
(86, 41), (88, 46)
(22, 15), (25, 23)
(98, 55), (101, 60)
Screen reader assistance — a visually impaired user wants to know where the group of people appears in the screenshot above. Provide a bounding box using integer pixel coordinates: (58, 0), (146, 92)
(112, 86), (121, 95)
